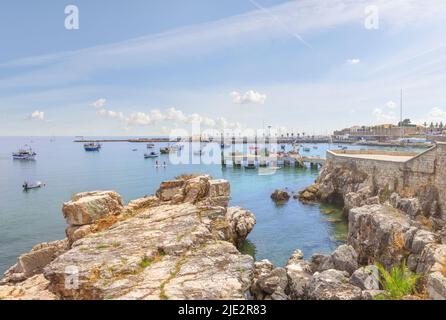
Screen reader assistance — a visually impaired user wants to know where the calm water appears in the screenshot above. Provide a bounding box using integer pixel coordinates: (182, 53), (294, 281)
(0, 137), (422, 273)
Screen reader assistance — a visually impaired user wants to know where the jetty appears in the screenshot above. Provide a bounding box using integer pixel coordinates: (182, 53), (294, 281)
(222, 152), (325, 169)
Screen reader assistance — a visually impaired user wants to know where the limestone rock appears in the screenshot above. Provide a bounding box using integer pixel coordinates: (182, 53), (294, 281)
(2, 239), (68, 284)
(331, 244), (358, 275)
(348, 205), (412, 268)
(251, 267), (289, 300)
(304, 269), (362, 300)
(126, 196), (160, 211)
(226, 207), (256, 247)
(44, 203), (254, 300)
(0, 274), (57, 300)
(310, 254), (334, 273)
(271, 190), (290, 203)
(66, 225), (92, 245)
(349, 265), (380, 290)
(427, 272), (446, 300)
(63, 191), (123, 226)
(411, 230), (438, 254)
(285, 250), (312, 299)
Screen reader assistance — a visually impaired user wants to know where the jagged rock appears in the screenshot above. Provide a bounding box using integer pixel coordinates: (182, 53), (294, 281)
(415, 243), (446, 275)
(297, 184), (320, 202)
(287, 249), (304, 265)
(1, 239), (69, 284)
(310, 254), (334, 273)
(44, 202), (254, 300)
(349, 266), (380, 290)
(183, 176), (211, 203)
(286, 250), (312, 299)
(126, 196), (160, 211)
(63, 191), (123, 226)
(411, 230), (438, 254)
(427, 272), (446, 300)
(331, 245), (358, 275)
(304, 269), (362, 300)
(156, 180), (186, 202)
(361, 290), (386, 300)
(226, 207), (256, 247)
(66, 225), (92, 245)
(0, 275), (56, 300)
(271, 190), (290, 203)
(252, 260), (274, 282)
(251, 267), (289, 300)
(348, 205), (412, 268)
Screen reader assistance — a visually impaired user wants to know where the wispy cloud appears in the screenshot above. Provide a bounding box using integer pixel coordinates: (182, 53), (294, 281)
(27, 110), (45, 121)
(96, 105), (243, 130)
(347, 58), (360, 65)
(3, 0), (444, 89)
(230, 90), (266, 104)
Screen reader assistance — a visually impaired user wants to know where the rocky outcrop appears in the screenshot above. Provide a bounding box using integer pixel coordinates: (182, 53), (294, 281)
(63, 191), (124, 226)
(305, 269), (363, 300)
(0, 275), (56, 300)
(44, 202), (254, 300)
(1, 240), (69, 284)
(271, 190), (290, 203)
(1, 175), (256, 300)
(296, 154), (446, 300)
(226, 207), (256, 247)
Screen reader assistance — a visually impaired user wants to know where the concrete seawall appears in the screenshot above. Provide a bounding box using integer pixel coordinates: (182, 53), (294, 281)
(326, 142), (446, 218)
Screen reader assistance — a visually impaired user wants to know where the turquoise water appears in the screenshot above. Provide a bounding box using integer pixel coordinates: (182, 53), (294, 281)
(0, 137), (422, 273)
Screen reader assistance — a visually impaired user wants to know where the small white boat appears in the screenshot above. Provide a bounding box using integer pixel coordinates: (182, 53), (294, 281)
(23, 181), (43, 190)
(147, 143), (155, 149)
(144, 151), (159, 158)
(12, 146), (36, 160)
(302, 147), (311, 152)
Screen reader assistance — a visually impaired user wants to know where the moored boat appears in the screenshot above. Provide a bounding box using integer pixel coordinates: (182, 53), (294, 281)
(12, 146), (36, 160)
(84, 143), (101, 151)
(144, 151), (159, 158)
(23, 181), (43, 190)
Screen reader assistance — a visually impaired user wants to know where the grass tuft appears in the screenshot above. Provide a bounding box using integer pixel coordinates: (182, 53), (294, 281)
(374, 260), (420, 300)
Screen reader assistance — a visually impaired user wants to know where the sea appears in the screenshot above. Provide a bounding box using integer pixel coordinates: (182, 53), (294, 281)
(0, 136), (423, 273)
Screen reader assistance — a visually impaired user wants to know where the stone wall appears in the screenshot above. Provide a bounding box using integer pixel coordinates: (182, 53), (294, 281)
(326, 143), (446, 219)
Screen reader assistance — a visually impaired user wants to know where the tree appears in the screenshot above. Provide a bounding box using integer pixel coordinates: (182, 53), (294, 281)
(398, 119), (411, 127)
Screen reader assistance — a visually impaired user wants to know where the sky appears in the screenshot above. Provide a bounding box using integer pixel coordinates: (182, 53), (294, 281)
(1, 0), (446, 136)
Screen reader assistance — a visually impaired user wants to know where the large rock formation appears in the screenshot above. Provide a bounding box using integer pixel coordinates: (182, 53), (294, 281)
(296, 155), (446, 300)
(1, 175), (256, 300)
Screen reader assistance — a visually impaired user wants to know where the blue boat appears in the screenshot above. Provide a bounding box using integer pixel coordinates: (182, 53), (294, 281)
(84, 143), (101, 151)
(144, 151), (159, 158)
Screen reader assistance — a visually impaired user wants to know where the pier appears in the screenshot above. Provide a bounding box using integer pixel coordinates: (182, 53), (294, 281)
(222, 153), (325, 169)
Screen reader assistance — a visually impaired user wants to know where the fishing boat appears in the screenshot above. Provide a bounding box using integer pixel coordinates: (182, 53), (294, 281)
(302, 147), (311, 152)
(23, 181), (43, 190)
(12, 146), (36, 160)
(147, 143), (155, 149)
(312, 146), (318, 149)
(84, 142), (101, 151)
(144, 151), (159, 158)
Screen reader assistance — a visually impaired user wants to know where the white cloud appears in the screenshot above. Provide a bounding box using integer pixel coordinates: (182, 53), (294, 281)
(28, 110), (45, 121)
(97, 105), (242, 130)
(90, 98), (107, 108)
(428, 107), (446, 119)
(347, 58), (360, 65)
(231, 90), (267, 104)
(372, 108), (397, 123)
(386, 100), (397, 109)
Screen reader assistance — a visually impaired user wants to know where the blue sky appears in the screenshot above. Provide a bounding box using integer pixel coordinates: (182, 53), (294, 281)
(1, 0), (446, 136)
